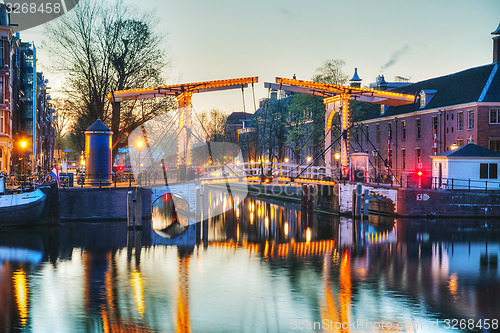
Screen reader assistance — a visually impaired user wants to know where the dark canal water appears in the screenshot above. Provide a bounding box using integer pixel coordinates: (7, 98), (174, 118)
(1, 193), (499, 332)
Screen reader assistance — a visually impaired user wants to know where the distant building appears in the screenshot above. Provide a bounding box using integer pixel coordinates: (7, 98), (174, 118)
(369, 75), (412, 90)
(10, 37), (55, 174)
(225, 112), (248, 144)
(0, 5), (12, 173)
(351, 24), (500, 180)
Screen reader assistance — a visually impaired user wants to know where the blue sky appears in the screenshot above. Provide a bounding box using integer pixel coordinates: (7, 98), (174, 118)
(22, 0), (500, 114)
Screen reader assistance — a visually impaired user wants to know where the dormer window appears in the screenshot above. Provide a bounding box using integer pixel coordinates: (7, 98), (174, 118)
(419, 90), (437, 109)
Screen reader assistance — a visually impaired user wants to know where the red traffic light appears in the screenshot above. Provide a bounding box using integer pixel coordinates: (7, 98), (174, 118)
(417, 170), (423, 177)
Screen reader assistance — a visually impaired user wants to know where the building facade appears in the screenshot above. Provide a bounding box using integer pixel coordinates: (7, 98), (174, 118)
(351, 26), (500, 181)
(0, 3), (55, 175)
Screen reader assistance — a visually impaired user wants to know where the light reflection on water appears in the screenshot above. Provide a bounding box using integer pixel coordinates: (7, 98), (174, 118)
(0, 194), (499, 332)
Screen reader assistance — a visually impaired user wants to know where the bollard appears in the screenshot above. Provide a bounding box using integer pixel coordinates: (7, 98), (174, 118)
(127, 191), (134, 229)
(356, 184), (363, 219)
(301, 184), (309, 209)
(363, 189), (369, 218)
(352, 189), (357, 218)
(135, 187), (143, 229)
(195, 188), (201, 221)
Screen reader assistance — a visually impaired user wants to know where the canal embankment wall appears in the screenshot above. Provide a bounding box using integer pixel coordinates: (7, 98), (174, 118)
(397, 188), (500, 217)
(58, 187), (152, 221)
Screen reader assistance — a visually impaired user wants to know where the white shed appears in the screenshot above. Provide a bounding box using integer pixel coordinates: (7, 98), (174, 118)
(431, 143), (500, 190)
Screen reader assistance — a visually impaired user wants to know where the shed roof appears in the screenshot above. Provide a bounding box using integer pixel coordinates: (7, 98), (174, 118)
(433, 143), (500, 158)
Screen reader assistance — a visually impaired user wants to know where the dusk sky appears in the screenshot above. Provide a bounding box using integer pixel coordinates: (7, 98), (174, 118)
(21, 0), (500, 115)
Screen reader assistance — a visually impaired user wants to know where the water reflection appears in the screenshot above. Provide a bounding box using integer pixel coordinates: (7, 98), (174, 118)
(0, 197), (499, 332)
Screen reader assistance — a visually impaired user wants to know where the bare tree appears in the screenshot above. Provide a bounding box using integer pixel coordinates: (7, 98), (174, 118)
(44, 0), (174, 159)
(312, 59), (349, 85)
(198, 109), (228, 142)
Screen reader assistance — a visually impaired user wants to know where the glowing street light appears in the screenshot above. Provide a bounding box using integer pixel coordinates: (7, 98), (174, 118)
(284, 157), (289, 163)
(20, 140), (27, 149)
(450, 143), (458, 150)
(306, 156), (312, 163)
(334, 152), (340, 160)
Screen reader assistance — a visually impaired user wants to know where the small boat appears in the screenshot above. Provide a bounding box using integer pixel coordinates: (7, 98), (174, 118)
(0, 175), (47, 225)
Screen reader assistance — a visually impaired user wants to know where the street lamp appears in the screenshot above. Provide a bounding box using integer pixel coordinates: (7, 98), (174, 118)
(20, 140), (28, 181)
(306, 156), (312, 163)
(284, 157), (289, 163)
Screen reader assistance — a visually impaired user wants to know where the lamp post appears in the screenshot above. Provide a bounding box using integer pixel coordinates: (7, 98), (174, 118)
(20, 140), (27, 180)
(137, 140), (143, 184)
(334, 152), (340, 179)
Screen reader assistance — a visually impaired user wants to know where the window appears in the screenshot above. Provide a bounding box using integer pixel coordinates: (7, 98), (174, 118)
(0, 42), (4, 68)
(376, 124), (380, 143)
(402, 120), (406, 140)
(489, 139), (500, 152)
(0, 111), (3, 133)
(388, 149), (392, 168)
(365, 125), (369, 143)
(457, 139), (464, 147)
(416, 148), (421, 164)
(388, 123), (392, 141)
(416, 119), (421, 139)
(467, 110), (474, 129)
(401, 149), (406, 170)
(457, 112), (463, 130)
(490, 109), (500, 124)
(433, 116), (438, 131)
(480, 163), (498, 179)
(467, 136), (474, 144)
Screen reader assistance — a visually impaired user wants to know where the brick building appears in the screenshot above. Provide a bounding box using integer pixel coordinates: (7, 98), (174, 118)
(0, 6), (13, 173)
(351, 24), (500, 179)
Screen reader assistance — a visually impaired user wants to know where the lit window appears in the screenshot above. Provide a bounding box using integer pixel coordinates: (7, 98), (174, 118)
(457, 139), (463, 147)
(402, 120), (406, 140)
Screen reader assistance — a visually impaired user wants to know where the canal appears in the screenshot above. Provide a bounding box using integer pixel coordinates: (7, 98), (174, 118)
(1, 193), (499, 332)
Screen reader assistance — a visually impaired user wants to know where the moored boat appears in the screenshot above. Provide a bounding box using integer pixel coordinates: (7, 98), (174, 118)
(0, 175), (47, 225)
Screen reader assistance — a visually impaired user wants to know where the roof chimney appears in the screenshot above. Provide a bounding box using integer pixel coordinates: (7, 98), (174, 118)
(492, 23), (500, 63)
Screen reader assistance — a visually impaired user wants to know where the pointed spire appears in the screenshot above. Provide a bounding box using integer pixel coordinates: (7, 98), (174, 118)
(492, 23), (500, 35)
(350, 68), (362, 87)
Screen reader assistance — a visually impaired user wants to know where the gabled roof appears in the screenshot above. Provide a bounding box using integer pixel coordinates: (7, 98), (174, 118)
(359, 63), (500, 120)
(434, 143), (500, 158)
(226, 112), (248, 124)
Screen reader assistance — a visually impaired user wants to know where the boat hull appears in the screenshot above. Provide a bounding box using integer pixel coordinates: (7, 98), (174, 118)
(0, 189), (47, 226)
